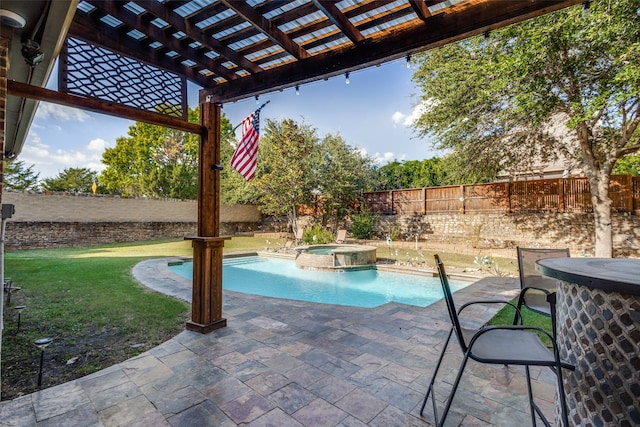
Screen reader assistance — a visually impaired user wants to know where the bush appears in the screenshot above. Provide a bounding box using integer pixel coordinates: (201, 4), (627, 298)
(303, 224), (334, 244)
(350, 209), (378, 239)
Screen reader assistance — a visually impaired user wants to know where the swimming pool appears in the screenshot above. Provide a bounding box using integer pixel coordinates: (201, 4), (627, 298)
(169, 256), (471, 308)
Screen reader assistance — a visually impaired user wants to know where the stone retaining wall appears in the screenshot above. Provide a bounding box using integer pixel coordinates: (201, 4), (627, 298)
(375, 212), (640, 257)
(2, 191), (639, 256)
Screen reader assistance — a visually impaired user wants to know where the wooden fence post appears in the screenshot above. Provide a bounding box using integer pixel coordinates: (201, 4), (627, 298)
(625, 174), (633, 213)
(460, 185), (465, 214)
(559, 178), (565, 213)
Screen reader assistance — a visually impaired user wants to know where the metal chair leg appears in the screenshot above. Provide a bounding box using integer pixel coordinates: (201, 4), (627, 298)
(420, 327), (453, 420)
(436, 350), (472, 427)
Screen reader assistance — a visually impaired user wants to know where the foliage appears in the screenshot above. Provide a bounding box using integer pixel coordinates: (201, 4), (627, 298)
(252, 118), (317, 232)
(438, 154), (498, 185)
(313, 133), (379, 229)
(41, 167), (100, 193)
(614, 155), (640, 176)
(411, 0), (640, 256)
(487, 304), (553, 347)
(99, 108), (235, 199)
(349, 208), (378, 239)
(376, 157), (448, 189)
(302, 224), (334, 244)
(3, 160), (40, 191)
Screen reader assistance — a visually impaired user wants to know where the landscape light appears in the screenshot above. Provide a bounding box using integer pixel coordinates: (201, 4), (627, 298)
(34, 338), (53, 387)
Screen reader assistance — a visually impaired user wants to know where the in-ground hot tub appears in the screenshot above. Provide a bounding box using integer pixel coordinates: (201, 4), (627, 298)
(295, 245), (377, 271)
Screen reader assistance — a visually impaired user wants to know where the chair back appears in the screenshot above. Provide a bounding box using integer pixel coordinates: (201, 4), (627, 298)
(336, 229), (347, 243)
(517, 247), (570, 293)
(434, 255), (468, 353)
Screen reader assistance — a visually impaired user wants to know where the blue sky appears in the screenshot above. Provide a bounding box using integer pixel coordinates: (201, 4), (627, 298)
(21, 59), (437, 179)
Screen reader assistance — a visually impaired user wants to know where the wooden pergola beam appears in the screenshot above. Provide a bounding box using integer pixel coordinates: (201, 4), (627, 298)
(85, 0), (238, 82)
(313, 1), (365, 45)
(410, 1), (433, 21)
(219, 0), (310, 61)
(130, 0), (263, 75)
(205, 0), (583, 102)
(7, 80), (204, 134)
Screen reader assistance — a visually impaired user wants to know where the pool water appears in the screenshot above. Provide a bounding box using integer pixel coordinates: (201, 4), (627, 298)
(169, 256), (471, 308)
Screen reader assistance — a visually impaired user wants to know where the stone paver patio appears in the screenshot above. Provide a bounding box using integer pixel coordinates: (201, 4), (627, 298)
(1, 258), (560, 426)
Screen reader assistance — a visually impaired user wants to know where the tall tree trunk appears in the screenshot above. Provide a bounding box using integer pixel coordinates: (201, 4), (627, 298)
(289, 205), (298, 237)
(590, 174), (613, 258)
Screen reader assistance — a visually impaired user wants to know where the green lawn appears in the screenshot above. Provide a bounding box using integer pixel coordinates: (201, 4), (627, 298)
(1, 236), (521, 400)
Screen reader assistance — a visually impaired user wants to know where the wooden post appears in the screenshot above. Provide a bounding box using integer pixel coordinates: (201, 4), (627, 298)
(186, 99), (228, 333)
(625, 174), (633, 214)
(559, 178), (565, 213)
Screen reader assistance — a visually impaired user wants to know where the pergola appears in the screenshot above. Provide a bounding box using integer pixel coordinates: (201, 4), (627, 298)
(1, 0), (583, 333)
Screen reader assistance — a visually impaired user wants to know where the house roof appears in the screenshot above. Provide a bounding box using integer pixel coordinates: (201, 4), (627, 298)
(3, 0), (584, 158)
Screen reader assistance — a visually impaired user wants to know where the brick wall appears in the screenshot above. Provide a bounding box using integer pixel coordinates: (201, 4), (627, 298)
(2, 191), (263, 250)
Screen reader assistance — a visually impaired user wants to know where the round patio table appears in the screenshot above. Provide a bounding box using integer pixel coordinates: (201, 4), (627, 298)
(537, 258), (640, 427)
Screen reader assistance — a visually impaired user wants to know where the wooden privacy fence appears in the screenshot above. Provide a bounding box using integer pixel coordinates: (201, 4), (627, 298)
(363, 175), (640, 215)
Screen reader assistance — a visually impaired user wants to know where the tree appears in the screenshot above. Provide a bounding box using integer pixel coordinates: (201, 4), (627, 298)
(252, 118), (317, 234)
(376, 158), (449, 189)
(41, 167), (99, 193)
(3, 160), (40, 191)
(314, 133), (378, 230)
(614, 155), (640, 176)
(99, 108), (233, 199)
(411, 0), (640, 257)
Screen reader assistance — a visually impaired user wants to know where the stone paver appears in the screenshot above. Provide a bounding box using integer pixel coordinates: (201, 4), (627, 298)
(0, 257), (564, 426)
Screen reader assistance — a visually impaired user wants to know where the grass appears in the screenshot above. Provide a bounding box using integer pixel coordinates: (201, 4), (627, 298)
(1, 235), (521, 401)
(487, 303), (553, 346)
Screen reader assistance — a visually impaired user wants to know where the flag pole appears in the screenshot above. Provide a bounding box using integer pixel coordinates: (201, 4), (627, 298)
(223, 100), (270, 138)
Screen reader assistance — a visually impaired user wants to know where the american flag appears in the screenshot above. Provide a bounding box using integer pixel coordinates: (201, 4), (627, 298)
(230, 105), (263, 181)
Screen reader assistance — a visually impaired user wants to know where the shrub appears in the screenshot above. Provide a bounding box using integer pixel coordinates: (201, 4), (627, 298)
(303, 224), (334, 244)
(350, 209), (378, 239)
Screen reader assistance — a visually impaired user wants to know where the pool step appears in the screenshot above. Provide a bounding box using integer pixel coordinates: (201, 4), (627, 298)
(223, 257), (268, 267)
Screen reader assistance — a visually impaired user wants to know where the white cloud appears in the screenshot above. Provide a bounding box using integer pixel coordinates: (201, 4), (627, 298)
(87, 138), (108, 152)
(360, 148), (405, 165)
(392, 101), (431, 128)
(391, 111), (406, 126)
(373, 152), (406, 165)
(35, 102), (91, 122)
(19, 131), (107, 178)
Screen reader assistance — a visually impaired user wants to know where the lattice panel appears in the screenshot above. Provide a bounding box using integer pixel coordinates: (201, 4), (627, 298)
(59, 37), (186, 119)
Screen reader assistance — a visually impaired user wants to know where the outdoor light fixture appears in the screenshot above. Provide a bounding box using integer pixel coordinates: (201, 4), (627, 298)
(0, 9), (26, 28)
(212, 164), (224, 171)
(345, 72), (350, 85)
(21, 39), (45, 67)
(255, 95), (259, 104)
(582, 1), (591, 18)
(295, 85), (299, 96)
(14, 305), (26, 332)
(34, 337), (53, 387)
(406, 54), (411, 68)
(4, 277), (20, 305)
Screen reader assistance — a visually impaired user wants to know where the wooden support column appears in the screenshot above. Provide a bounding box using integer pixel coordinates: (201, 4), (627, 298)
(185, 100), (228, 333)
